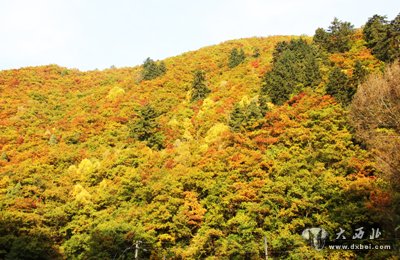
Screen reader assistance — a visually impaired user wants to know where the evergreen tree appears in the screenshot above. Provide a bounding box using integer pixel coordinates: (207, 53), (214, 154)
(351, 60), (368, 87)
(258, 95), (270, 115)
(129, 104), (165, 149)
(363, 13), (400, 62)
(327, 17), (354, 52)
(141, 58), (167, 81)
(326, 67), (353, 106)
(363, 15), (391, 62)
(229, 104), (245, 132)
(388, 13), (400, 61)
(228, 48), (246, 68)
(313, 18), (355, 53)
(261, 39), (322, 105)
(190, 70), (211, 102)
(313, 28), (329, 48)
(229, 100), (263, 132)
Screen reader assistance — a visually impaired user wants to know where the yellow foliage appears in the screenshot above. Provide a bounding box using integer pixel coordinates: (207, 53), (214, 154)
(77, 158), (100, 176)
(71, 184), (92, 204)
(204, 123), (229, 144)
(106, 86), (125, 100)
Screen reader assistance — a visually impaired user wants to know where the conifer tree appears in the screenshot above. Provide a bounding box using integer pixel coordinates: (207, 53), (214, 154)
(141, 57), (167, 81)
(363, 15), (391, 62)
(313, 18), (355, 53)
(228, 48), (246, 68)
(326, 67), (353, 106)
(229, 104), (245, 132)
(190, 70), (211, 102)
(229, 100), (263, 132)
(363, 13), (400, 62)
(129, 104), (165, 149)
(261, 39), (322, 105)
(351, 60), (368, 87)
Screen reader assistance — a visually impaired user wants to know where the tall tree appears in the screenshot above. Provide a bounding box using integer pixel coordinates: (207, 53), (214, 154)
(141, 57), (167, 81)
(229, 100), (263, 132)
(363, 15), (391, 62)
(363, 13), (400, 62)
(261, 39), (322, 105)
(313, 17), (355, 53)
(228, 48), (246, 68)
(326, 67), (353, 106)
(190, 70), (211, 102)
(129, 104), (165, 149)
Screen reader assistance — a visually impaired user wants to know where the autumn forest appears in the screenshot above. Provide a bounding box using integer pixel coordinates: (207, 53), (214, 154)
(0, 14), (400, 259)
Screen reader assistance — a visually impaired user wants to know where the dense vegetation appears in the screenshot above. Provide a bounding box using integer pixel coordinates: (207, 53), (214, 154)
(0, 14), (399, 259)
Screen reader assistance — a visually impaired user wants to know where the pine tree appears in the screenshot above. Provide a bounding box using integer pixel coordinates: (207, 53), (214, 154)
(313, 28), (329, 48)
(228, 48), (246, 68)
(388, 13), (400, 61)
(229, 104), (245, 132)
(261, 39), (322, 105)
(363, 13), (400, 62)
(229, 100), (263, 132)
(190, 70), (211, 102)
(129, 104), (164, 149)
(363, 15), (391, 61)
(141, 57), (167, 81)
(314, 18), (355, 53)
(351, 60), (368, 87)
(327, 17), (354, 52)
(326, 67), (353, 106)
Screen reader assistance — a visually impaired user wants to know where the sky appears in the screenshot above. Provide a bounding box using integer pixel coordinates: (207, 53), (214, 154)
(0, 0), (398, 71)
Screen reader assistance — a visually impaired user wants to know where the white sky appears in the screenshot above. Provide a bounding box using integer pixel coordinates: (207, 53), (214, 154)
(0, 0), (398, 71)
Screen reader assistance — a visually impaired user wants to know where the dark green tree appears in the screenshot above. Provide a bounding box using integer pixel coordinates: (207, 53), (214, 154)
(141, 58), (167, 81)
(363, 15), (391, 61)
(314, 18), (355, 53)
(326, 67), (353, 106)
(363, 13), (400, 62)
(261, 39), (322, 105)
(350, 60), (368, 87)
(229, 104), (245, 132)
(313, 28), (329, 48)
(190, 70), (211, 102)
(388, 13), (400, 61)
(228, 48), (246, 68)
(129, 104), (165, 149)
(327, 17), (354, 52)
(229, 100), (263, 132)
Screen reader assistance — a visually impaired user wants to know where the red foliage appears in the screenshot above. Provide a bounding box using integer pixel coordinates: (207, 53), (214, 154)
(251, 60), (260, 68)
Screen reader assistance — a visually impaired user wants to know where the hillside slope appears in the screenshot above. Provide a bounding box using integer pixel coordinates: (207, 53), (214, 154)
(0, 34), (394, 259)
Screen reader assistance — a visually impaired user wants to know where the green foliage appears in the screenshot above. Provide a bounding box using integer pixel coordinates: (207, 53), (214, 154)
(326, 67), (353, 106)
(1, 152), (9, 162)
(228, 48), (246, 68)
(313, 17), (355, 53)
(350, 60), (368, 87)
(326, 61), (367, 107)
(129, 104), (165, 150)
(190, 70), (211, 102)
(141, 57), (167, 80)
(261, 39), (322, 105)
(363, 13), (400, 62)
(229, 98), (263, 132)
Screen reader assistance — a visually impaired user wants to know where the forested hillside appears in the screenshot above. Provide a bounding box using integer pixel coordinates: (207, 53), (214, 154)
(0, 14), (399, 259)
